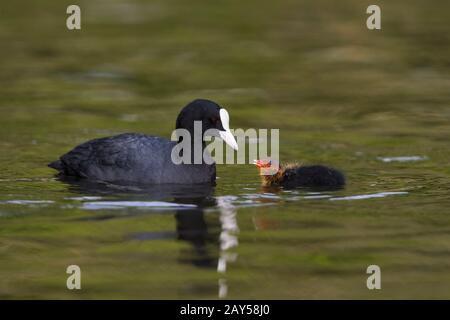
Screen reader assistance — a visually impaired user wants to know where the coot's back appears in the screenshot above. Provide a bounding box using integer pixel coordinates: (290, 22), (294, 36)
(49, 133), (216, 184)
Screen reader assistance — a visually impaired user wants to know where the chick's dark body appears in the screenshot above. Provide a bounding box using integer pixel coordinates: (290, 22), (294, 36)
(281, 165), (345, 188)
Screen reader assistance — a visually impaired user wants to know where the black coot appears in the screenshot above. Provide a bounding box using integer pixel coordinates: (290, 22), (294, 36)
(254, 160), (345, 188)
(48, 99), (238, 184)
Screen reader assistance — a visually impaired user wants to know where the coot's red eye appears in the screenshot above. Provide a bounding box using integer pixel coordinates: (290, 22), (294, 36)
(210, 117), (219, 125)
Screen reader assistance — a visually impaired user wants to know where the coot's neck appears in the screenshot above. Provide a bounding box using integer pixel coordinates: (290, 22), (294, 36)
(177, 130), (210, 165)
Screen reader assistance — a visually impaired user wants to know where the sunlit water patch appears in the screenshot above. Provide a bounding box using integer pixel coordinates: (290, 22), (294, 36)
(0, 200), (54, 205)
(66, 196), (103, 201)
(81, 201), (198, 210)
(329, 191), (408, 201)
(377, 156), (428, 163)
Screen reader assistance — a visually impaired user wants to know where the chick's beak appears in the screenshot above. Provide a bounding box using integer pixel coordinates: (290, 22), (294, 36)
(253, 159), (271, 168)
(253, 159), (263, 168)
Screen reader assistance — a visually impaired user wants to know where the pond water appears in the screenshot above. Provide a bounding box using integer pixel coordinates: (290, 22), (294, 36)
(0, 0), (449, 299)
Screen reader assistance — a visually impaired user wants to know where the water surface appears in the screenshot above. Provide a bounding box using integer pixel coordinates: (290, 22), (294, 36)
(0, 0), (449, 299)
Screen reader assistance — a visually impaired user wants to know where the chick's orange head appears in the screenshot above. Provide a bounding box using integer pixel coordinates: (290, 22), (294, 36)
(253, 159), (280, 176)
(253, 159), (272, 169)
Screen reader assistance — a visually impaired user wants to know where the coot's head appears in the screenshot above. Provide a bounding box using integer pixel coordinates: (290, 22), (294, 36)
(176, 99), (238, 150)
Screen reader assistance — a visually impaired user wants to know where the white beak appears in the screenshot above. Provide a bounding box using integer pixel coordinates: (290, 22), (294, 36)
(219, 108), (238, 151)
(219, 129), (239, 151)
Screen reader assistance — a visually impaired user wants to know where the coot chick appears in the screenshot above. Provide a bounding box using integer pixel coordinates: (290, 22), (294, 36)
(254, 159), (345, 188)
(48, 99), (238, 184)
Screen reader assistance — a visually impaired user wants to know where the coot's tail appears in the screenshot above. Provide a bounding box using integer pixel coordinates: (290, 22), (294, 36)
(48, 160), (63, 171)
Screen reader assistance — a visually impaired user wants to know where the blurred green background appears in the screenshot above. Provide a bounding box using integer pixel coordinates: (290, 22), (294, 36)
(0, 0), (449, 299)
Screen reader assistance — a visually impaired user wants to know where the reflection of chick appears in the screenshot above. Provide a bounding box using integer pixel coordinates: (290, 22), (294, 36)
(254, 159), (345, 188)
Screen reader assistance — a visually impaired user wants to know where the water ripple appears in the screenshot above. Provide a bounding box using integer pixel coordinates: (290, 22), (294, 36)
(0, 200), (54, 205)
(378, 156), (427, 163)
(329, 191), (408, 201)
(81, 201), (197, 210)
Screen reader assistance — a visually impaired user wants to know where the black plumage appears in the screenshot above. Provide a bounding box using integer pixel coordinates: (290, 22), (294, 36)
(281, 165), (345, 188)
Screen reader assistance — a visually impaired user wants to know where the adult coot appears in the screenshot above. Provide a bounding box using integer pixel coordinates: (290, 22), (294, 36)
(254, 159), (345, 188)
(49, 99), (238, 184)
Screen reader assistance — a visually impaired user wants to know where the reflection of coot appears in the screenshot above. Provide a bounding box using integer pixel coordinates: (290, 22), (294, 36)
(59, 175), (217, 200)
(173, 190), (220, 268)
(61, 176), (221, 269)
(175, 208), (220, 268)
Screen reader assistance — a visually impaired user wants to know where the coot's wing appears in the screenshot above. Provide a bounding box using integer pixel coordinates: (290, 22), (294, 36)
(57, 133), (166, 182)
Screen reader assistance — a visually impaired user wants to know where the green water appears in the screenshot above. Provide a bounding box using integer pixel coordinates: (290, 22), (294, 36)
(0, 0), (449, 299)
